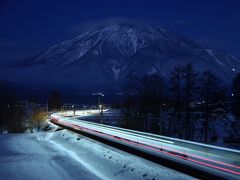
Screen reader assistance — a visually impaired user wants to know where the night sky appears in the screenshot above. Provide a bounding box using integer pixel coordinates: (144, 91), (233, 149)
(0, 0), (240, 65)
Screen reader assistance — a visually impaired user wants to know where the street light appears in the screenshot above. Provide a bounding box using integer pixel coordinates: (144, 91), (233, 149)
(99, 104), (103, 124)
(92, 92), (104, 124)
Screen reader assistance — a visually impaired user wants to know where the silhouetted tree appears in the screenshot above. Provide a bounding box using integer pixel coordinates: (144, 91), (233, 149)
(0, 81), (25, 132)
(182, 63), (198, 140)
(139, 74), (165, 133)
(122, 73), (141, 129)
(169, 66), (183, 138)
(229, 73), (240, 142)
(119, 64), (234, 144)
(232, 73), (240, 118)
(30, 110), (47, 131)
(48, 90), (62, 111)
(200, 70), (219, 142)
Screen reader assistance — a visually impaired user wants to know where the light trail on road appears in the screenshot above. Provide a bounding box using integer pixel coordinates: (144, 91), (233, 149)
(50, 113), (240, 179)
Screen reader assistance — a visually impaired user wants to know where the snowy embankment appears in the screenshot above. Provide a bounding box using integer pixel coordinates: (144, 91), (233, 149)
(0, 121), (194, 180)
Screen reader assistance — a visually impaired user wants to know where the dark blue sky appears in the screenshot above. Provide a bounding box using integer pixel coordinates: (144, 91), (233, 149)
(0, 0), (240, 64)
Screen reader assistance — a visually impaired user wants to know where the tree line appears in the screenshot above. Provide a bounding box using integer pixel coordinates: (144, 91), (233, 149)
(0, 81), (53, 133)
(0, 81), (25, 132)
(121, 63), (240, 143)
(1, 63), (239, 143)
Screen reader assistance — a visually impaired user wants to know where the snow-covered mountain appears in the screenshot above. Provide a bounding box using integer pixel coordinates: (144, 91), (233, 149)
(15, 23), (240, 92)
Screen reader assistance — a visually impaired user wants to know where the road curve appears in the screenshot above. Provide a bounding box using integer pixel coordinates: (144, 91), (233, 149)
(50, 113), (240, 180)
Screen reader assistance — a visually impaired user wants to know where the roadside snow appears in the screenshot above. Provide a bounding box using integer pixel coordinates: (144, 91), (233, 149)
(0, 123), (195, 180)
(0, 133), (98, 180)
(45, 133), (109, 180)
(40, 123), (195, 180)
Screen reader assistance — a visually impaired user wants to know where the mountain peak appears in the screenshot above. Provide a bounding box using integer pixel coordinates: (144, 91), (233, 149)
(33, 22), (202, 66)
(15, 21), (240, 89)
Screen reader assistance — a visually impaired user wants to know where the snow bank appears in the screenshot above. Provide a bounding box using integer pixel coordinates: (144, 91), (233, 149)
(38, 123), (194, 180)
(0, 122), (194, 180)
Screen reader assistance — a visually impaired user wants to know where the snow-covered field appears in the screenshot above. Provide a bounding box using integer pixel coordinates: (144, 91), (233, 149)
(0, 122), (194, 180)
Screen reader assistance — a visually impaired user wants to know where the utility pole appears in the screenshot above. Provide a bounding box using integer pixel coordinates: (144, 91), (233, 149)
(72, 105), (75, 116)
(100, 104), (103, 124)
